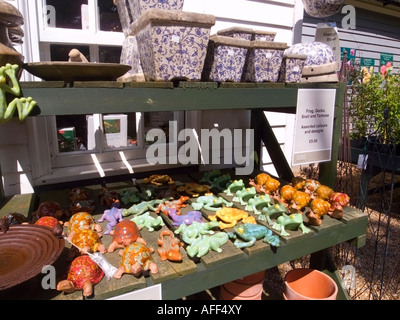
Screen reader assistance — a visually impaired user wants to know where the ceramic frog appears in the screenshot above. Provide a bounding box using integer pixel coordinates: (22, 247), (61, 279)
(130, 212), (165, 232)
(208, 207), (256, 230)
(200, 169), (222, 184)
(272, 213), (311, 237)
(246, 194), (272, 214)
(211, 173), (232, 191)
(259, 202), (289, 225)
(191, 194), (233, 211)
(122, 199), (164, 217)
(174, 220), (220, 245)
(232, 187), (257, 205)
(224, 179), (246, 196)
(186, 232), (229, 258)
(227, 223), (280, 248)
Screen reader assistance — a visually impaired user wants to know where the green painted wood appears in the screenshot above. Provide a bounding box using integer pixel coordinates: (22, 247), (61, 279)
(0, 193), (37, 220)
(20, 82), (341, 116)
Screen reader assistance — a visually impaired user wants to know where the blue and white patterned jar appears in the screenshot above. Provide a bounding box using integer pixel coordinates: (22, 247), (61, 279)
(244, 41), (288, 82)
(131, 0), (185, 22)
(284, 42), (335, 67)
(132, 9), (215, 81)
(278, 53), (307, 83)
(302, 0), (344, 18)
(202, 35), (250, 82)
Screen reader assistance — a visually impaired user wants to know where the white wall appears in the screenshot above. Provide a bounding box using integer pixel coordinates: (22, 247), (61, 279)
(0, 0), (303, 196)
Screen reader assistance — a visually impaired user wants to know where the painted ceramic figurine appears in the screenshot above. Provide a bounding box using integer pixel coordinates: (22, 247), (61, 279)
(35, 216), (64, 236)
(114, 242), (159, 278)
(174, 220), (220, 245)
(168, 209), (203, 226)
(156, 196), (189, 216)
(69, 187), (90, 202)
(69, 199), (96, 214)
(210, 173), (232, 191)
(249, 173), (280, 195)
(0, 63), (37, 123)
(122, 199), (164, 217)
(70, 228), (107, 255)
(316, 185), (334, 201)
(32, 200), (70, 222)
(259, 202), (289, 225)
(120, 189), (141, 204)
(176, 182), (211, 198)
(107, 220), (146, 253)
(143, 174), (174, 186)
(224, 179), (246, 196)
(289, 190), (311, 212)
(186, 232), (229, 258)
(97, 200), (124, 235)
(272, 212), (311, 237)
(246, 194), (272, 214)
(65, 211), (102, 241)
(208, 207), (256, 230)
(191, 194), (233, 211)
(232, 187), (257, 206)
(57, 255), (104, 297)
(227, 223), (280, 248)
(199, 169), (222, 184)
(157, 230), (183, 262)
(328, 192), (350, 219)
(130, 212), (165, 232)
(306, 197), (331, 226)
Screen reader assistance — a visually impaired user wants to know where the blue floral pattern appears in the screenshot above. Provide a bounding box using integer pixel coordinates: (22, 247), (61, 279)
(302, 0), (344, 18)
(136, 25), (212, 81)
(131, 0), (184, 21)
(244, 48), (285, 82)
(285, 42), (335, 66)
(278, 56), (307, 83)
(202, 43), (249, 82)
(120, 36), (143, 75)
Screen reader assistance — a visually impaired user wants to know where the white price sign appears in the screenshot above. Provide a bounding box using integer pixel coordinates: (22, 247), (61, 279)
(292, 89), (336, 166)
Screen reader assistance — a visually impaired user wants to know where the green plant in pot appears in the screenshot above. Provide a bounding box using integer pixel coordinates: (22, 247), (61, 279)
(349, 62), (400, 146)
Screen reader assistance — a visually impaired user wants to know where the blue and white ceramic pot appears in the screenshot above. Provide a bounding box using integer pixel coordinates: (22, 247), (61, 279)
(302, 0), (344, 18)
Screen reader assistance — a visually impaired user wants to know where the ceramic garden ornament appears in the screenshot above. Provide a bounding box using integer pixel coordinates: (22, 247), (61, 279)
(259, 202), (289, 225)
(227, 223), (280, 248)
(224, 179), (245, 196)
(65, 211), (102, 241)
(272, 213), (311, 237)
(107, 220), (146, 253)
(114, 242), (158, 278)
(208, 207), (256, 230)
(302, 0), (344, 18)
(191, 194), (233, 211)
(176, 182), (211, 197)
(143, 174), (174, 186)
(174, 220), (220, 245)
(57, 255), (104, 297)
(186, 232), (229, 258)
(157, 230), (183, 262)
(130, 212), (165, 232)
(122, 199), (163, 217)
(167, 209), (203, 226)
(97, 200), (124, 235)
(35, 216), (64, 236)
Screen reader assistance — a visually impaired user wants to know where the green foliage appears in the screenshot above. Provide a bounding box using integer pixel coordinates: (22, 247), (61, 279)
(348, 63), (400, 143)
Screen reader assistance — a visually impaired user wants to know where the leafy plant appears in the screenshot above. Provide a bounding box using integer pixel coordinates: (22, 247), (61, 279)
(348, 62), (400, 143)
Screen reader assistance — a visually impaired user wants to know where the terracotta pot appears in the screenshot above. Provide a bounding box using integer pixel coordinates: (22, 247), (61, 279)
(283, 268), (338, 300)
(220, 270), (265, 300)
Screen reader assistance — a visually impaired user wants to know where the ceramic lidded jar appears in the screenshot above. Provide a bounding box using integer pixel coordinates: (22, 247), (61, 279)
(302, 0), (345, 18)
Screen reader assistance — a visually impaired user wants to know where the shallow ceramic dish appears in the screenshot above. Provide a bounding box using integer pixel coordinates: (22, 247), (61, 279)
(0, 224), (65, 291)
(23, 62), (131, 82)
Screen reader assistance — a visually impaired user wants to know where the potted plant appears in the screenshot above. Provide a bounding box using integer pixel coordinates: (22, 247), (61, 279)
(348, 62), (400, 151)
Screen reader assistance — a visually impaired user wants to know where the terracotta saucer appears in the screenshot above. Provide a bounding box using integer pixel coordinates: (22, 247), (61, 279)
(0, 224), (64, 291)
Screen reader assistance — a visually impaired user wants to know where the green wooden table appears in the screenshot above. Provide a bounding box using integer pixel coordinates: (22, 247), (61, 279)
(0, 171), (367, 300)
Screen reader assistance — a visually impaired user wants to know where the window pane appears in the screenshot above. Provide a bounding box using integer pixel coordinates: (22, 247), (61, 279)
(102, 113), (138, 150)
(45, 0), (88, 30)
(144, 112), (175, 145)
(99, 46), (122, 63)
(50, 44), (90, 61)
(98, 0), (122, 32)
(57, 115), (89, 152)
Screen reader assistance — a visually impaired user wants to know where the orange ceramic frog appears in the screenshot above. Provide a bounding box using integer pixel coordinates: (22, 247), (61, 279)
(289, 190), (311, 212)
(306, 197), (331, 226)
(249, 173), (280, 195)
(176, 182), (210, 198)
(208, 207), (256, 230)
(143, 174), (174, 187)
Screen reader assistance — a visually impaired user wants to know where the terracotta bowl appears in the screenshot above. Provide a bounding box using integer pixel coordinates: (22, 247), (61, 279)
(283, 268), (338, 300)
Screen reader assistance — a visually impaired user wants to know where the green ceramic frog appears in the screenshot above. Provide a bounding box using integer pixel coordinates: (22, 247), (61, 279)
(191, 194), (233, 211)
(186, 232), (229, 258)
(247, 194), (272, 214)
(224, 179), (245, 196)
(227, 223), (280, 248)
(259, 202), (288, 225)
(211, 173), (232, 191)
(272, 213), (311, 237)
(233, 187), (257, 206)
